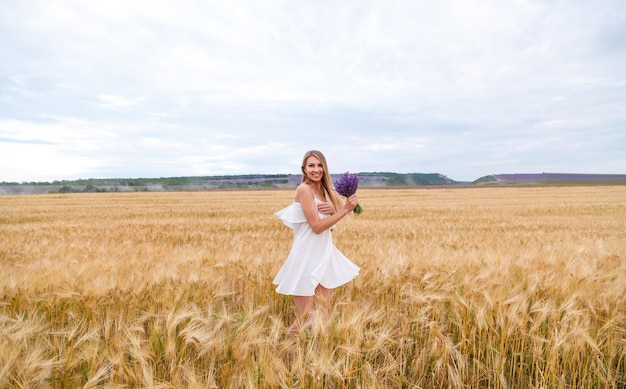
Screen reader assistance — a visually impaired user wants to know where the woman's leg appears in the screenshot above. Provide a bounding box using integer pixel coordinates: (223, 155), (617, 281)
(314, 284), (333, 319)
(286, 286), (333, 336)
(293, 295), (314, 319)
(286, 295), (313, 335)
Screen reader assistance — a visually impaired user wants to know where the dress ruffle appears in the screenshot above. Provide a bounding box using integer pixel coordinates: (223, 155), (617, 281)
(275, 203), (307, 229)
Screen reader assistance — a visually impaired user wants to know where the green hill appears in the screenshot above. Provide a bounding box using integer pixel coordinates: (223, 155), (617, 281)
(0, 172), (464, 194)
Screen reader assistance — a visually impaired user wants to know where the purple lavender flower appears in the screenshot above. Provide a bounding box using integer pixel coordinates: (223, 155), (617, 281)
(334, 172), (363, 215)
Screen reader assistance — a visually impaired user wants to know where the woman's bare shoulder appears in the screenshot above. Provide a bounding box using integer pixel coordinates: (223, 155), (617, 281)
(296, 183), (310, 192)
(295, 183), (313, 202)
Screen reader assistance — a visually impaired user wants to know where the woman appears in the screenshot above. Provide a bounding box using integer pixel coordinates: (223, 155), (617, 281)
(273, 150), (360, 335)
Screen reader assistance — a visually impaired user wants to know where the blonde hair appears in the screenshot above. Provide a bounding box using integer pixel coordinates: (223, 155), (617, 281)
(301, 150), (342, 212)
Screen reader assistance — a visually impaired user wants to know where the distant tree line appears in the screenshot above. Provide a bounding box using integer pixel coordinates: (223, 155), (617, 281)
(1, 172), (468, 194)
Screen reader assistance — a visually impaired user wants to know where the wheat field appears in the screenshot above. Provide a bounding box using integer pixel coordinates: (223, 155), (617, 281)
(1, 186), (625, 388)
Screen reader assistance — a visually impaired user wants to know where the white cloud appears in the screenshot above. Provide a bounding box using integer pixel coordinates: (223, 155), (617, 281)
(0, 141), (103, 182)
(97, 94), (144, 108)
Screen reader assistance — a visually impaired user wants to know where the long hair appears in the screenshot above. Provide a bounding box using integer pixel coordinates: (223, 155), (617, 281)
(301, 150), (342, 212)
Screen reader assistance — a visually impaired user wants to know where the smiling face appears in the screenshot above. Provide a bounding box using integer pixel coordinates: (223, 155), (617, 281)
(303, 155), (324, 183)
(299, 150), (340, 211)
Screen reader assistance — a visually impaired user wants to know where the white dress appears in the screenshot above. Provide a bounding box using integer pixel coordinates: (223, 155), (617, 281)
(273, 197), (360, 296)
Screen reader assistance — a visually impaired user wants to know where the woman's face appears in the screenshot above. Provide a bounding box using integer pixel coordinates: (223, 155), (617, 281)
(303, 156), (324, 183)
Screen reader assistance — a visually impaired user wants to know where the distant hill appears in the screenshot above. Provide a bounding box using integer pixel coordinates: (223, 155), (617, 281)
(3, 172), (623, 195)
(0, 172), (464, 195)
(473, 173), (626, 185)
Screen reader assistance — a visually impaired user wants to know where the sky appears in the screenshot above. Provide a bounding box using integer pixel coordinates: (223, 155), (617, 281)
(1, 0), (625, 183)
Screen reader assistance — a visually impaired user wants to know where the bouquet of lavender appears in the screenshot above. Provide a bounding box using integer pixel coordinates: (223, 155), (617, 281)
(334, 172), (363, 215)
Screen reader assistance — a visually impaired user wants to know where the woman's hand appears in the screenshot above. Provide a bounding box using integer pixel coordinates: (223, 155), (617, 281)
(343, 194), (359, 212)
(316, 201), (335, 215)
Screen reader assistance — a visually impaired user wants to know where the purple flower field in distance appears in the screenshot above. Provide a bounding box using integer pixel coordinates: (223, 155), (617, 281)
(494, 173), (626, 182)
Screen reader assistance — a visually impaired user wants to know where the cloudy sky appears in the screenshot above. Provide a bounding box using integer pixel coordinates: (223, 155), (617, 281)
(1, 0), (625, 182)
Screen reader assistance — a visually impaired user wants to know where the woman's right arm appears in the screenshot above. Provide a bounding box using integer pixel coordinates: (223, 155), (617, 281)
(297, 185), (359, 234)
